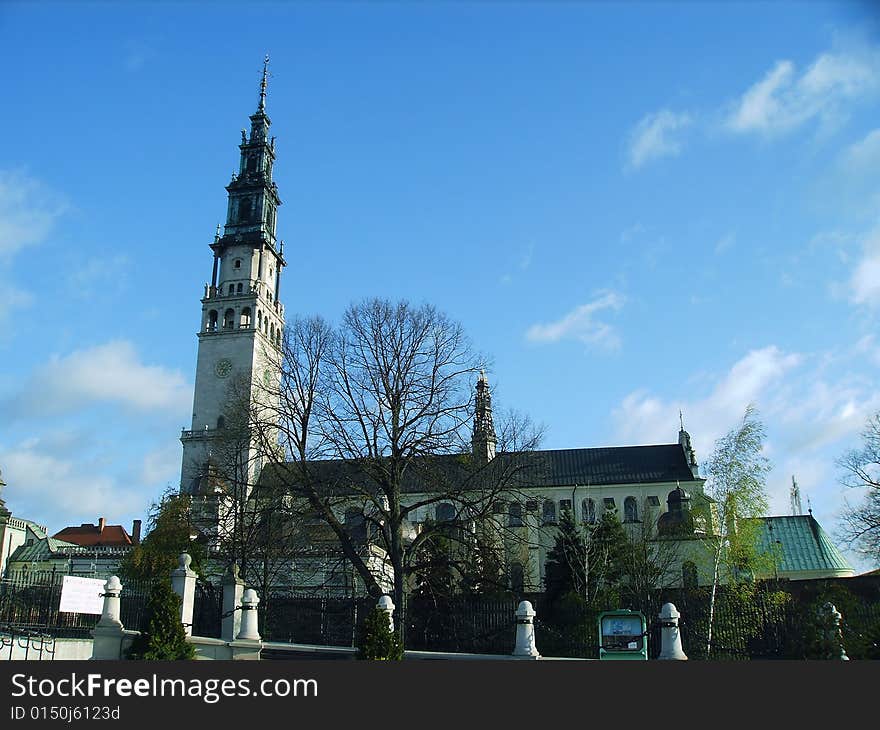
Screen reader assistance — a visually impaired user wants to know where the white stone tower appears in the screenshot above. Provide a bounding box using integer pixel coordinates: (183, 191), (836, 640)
(180, 56), (285, 500)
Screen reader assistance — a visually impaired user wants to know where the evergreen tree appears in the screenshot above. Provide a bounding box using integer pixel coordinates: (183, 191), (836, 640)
(587, 509), (629, 601)
(544, 509), (587, 603)
(120, 488), (205, 583)
(357, 606), (403, 660)
(127, 580), (195, 660)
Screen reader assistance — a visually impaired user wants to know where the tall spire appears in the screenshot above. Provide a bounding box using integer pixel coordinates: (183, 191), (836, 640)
(258, 54), (269, 113)
(472, 369), (497, 464)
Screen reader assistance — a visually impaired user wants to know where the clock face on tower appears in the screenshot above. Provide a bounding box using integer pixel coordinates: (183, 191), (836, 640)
(215, 358), (233, 378)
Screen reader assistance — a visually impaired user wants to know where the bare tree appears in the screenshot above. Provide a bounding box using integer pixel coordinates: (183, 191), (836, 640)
(838, 412), (880, 566)
(247, 300), (544, 635)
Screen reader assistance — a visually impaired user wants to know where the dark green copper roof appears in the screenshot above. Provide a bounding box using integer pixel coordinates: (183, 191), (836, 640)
(754, 515), (853, 575)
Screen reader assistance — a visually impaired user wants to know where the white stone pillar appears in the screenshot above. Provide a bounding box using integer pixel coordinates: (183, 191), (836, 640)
(91, 576), (125, 660)
(237, 588), (261, 641)
(222, 565), (244, 642)
(657, 602), (688, 660)
(513, 600), (540, 658)
(377, 595), (395, 633)
(171, 552), (197, 636)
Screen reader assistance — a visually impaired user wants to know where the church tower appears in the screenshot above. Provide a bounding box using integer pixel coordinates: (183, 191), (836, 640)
(180, 57), (286, 498)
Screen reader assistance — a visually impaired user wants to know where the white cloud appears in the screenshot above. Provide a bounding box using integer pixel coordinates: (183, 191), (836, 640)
(610, 345), (880, 516)
(525, 290), (626, 351)
(848, 225), (880, 308)
(0, 170), (67, 258)
(725, 47), (880, 136)
(0, 441), (146, 528)
(840, 128), (880, 172)
(627, 109), (692, 169)
(5, 340), (191, 419)
(140, 441), (182, 486)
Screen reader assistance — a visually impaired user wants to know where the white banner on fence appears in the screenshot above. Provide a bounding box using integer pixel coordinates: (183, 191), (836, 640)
(59, 575), (106, 615)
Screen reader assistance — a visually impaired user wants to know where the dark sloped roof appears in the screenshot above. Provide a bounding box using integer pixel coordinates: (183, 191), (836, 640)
(258, 443), (699, 497)
(753, 515), (853, 575)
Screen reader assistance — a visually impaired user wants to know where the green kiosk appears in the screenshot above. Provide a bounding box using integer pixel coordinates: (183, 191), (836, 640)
(598, 609), (648, 660)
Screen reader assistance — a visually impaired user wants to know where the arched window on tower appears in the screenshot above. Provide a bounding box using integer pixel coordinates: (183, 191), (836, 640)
(238, 197), (252, 223)
(217, 416), (225, 429)
(207, 310), (218, 332)
(257, 310), (262, 328)
(582, 498), (596, 525)
(542, 500), (557, 525)
(223, 309), (235, 329)
(236, 283), (243, 294)
(240, 307), (252, 328)
(624, 496), (639, 523)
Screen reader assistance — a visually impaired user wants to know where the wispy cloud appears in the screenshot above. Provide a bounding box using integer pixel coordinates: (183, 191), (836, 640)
(500, 242), (535, 285)
(626, 109), (692, 169)
(3, 340), (191, 420)
(525, 290), (626, 351)
(0, 170), (67, 258)
(848, 224), (880, 308)
(714, 232), (736, 255)
(725, 46), (880, 136)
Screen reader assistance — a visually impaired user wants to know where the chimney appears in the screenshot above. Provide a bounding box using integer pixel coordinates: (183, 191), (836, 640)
(132, 519), (142, 545)
(98, 517), (106, 533)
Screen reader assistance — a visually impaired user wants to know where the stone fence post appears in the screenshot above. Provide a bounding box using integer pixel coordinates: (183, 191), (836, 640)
(377, 595), (395, 632)
(237, 588), (261, 642)
(657, 602), (688, 660)
(171, 553), (197, 636)
(91, 576), (127, 660)
(818, 602), (849, 660)
(222, 565), (244, 641)
(512, 600), (540, 659)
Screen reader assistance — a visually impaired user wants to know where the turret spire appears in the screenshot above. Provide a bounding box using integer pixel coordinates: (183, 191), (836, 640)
(472, 369), (497, 464)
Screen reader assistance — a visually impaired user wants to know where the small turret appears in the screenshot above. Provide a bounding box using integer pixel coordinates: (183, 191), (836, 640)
(471, 370), (497, 464)
(678, 411), (699, 478)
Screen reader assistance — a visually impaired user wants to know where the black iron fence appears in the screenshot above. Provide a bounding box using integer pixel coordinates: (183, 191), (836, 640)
(0, 572), (158, 640)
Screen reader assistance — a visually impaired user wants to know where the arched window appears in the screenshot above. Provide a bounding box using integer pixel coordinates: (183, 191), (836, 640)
(345, 508), (367, 542)
(542, 499), (557, 525)
(240, 307), (251, 328)
(223, 308), (235, 329)
(435, 503), (455, 522)
(257, 310), (262, 327)
(509, 502), (523, 527)
(238, 197), (252, 223)
(216, 416), (225, 429)
(234, 259), (242, 269)
(582, 498), (596, 525)
(236, 283), (243, 294)
(207, 310), (218, 332)
(509, 562), (524, 593)
(682, 561), (698, 589)
(624, 496), (639, 523)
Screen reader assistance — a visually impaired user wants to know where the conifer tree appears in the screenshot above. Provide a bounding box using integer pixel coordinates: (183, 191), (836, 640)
(127, 580), (195, 660)
(357, 605), (403, 660)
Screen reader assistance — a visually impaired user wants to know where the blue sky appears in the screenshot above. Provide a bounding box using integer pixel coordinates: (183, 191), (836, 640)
(1, 2), (878, 569)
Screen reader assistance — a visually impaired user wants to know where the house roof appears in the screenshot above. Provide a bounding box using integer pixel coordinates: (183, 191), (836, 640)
(52, 523), (133, 547)
(8, 536), (80, 563)
(753, 515), (853, 575)
(257, 443), (700, 497)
